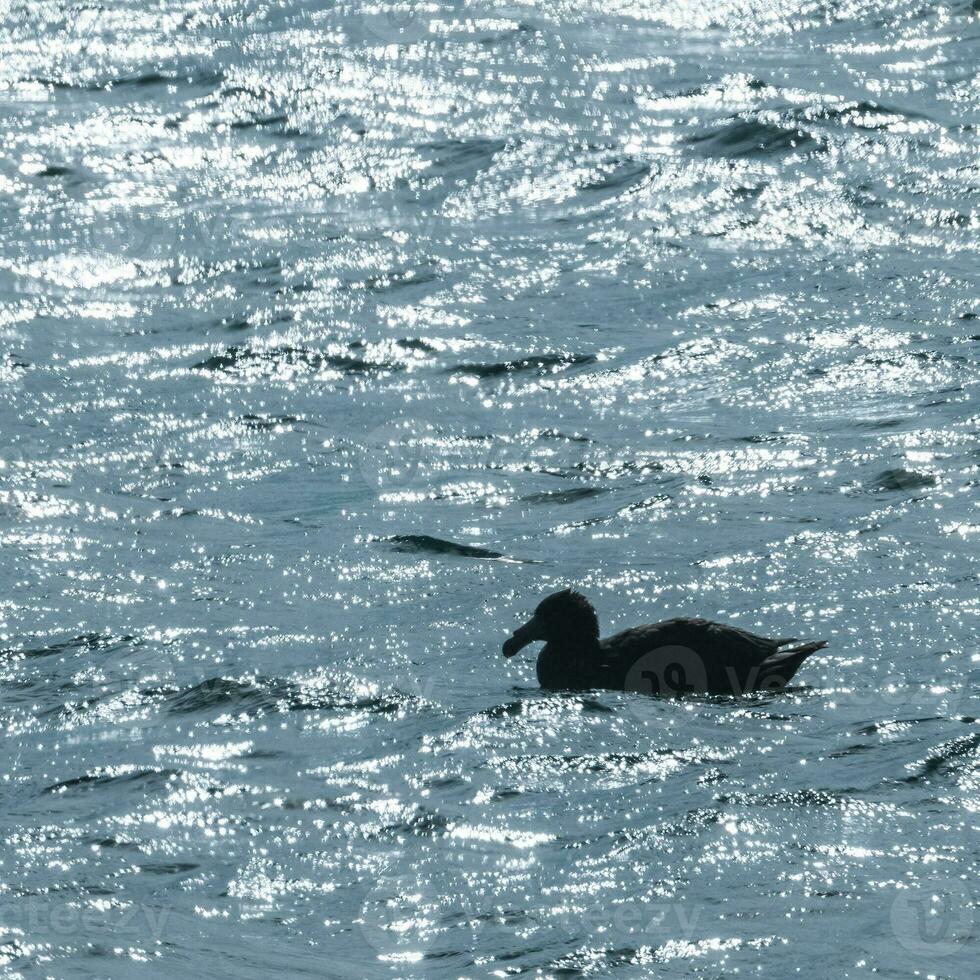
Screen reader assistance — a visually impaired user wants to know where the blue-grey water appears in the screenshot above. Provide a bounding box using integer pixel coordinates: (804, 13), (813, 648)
(1, 1), (979, 977)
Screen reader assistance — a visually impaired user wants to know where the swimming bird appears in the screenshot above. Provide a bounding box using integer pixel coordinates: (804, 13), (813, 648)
(502, 589), (826, 696)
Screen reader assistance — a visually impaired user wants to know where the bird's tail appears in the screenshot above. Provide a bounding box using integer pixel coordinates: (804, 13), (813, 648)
(757, 640), (827, 688)
(778, 639), (827, 658)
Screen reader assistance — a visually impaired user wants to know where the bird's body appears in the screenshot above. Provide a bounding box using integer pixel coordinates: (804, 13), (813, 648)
(504, 591), (826, 697)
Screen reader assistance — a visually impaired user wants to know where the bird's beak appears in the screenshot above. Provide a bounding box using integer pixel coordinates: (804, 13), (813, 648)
(502, 615), (546, 658)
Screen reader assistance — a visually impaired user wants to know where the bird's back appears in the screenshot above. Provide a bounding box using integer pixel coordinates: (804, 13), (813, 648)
(592, 618), (818, 695)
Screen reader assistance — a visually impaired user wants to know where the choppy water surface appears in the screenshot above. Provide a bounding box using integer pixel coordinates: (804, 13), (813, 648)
(1, 1), (979, 976)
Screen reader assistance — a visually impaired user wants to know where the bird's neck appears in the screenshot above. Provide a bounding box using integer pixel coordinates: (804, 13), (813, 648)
(536, 636), (601, 689)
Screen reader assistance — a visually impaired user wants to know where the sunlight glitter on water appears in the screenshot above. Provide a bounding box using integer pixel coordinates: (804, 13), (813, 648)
(1, 0), (978, 976)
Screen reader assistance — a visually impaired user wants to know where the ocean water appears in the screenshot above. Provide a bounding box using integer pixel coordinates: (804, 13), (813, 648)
(1, 1), (979, 976)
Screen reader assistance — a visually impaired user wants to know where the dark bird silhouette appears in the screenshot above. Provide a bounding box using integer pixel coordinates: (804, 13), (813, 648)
(502, 589), (826, 696)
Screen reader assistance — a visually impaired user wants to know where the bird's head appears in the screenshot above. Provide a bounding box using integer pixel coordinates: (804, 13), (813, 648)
(502, 589), (599, 658)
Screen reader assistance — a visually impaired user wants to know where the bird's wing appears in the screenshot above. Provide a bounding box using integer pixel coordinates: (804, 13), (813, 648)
(599, 618), (782, 673)
(700, 620), (785, 664)
(594, 619), (822, 695)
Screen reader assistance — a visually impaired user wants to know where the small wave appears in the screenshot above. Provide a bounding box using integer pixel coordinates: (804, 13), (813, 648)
(714, 788), (846, 807)
(478, 695), (614, 721)
(43, 766), (180, 795)
(228, 113), (288, 132)
(83, 836), (140, 850)
(521, 487), (606, 504)
(423, 138), (507, 177)
(867, 468), (937, 492)
(900, 732), (980, 784)
(643, 806), (721, 840)
(480, 700), (534, 719)
(791, 100), (926, 132)
(857, 717), (943, 735)
(137, 861), (200, 875)
(364, 267), (439, 293)
(2, 632), (139, 661)
(217, 317), (253, 331)
(688, 118), (824, 157)
(382, 534), (524, 561)
(851, 417), (906, 430)
(340, 337), (438, 356)
(237, 413), (303, 430)
(497, 750), (679, 776)
(32, 68), (224, 92)
(391, 337), (440, 352)
(193, 344), (403, 376)
(827, 742), (878, 759)
(161, 674), (432, 719)
(284, 684), (415, 716)
(735, 432), (791, 444)
(581, 157), (650, 193)
(168, 678), (269, 714)
(34, 164), (73, 178)
(382, 808), (453, 837)
(535, 428), (592, 443)
(447, 353), (595, 378)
